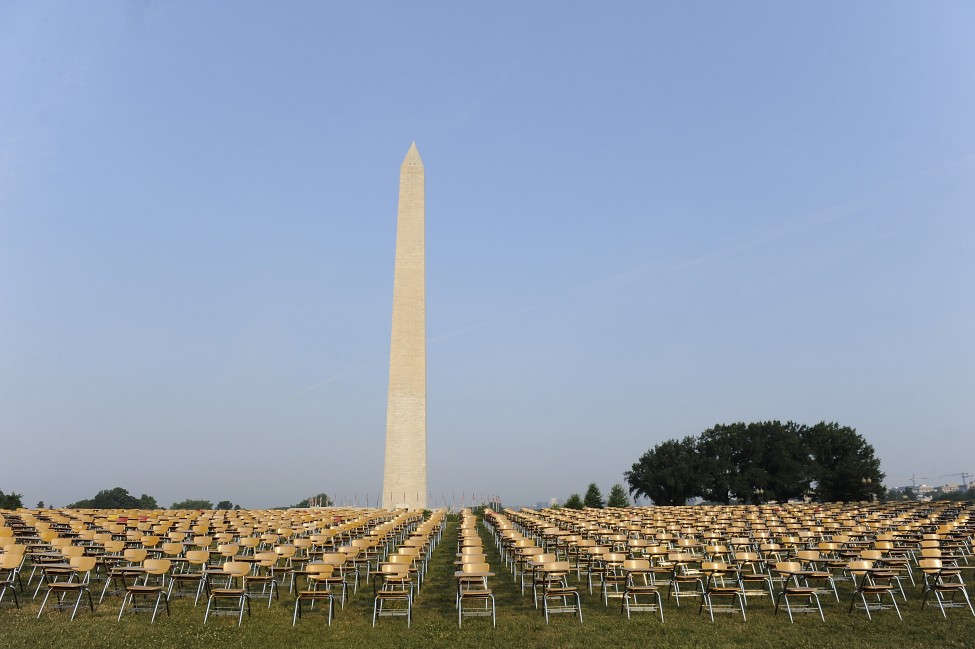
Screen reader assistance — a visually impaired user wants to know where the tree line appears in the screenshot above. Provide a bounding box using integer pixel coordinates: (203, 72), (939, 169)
(0, 486), (329, 510)
(0, 489), (24, 509)
(625, 421), (885, 505)
(67, 488), (243, 510)
(563, 482), (631, 509)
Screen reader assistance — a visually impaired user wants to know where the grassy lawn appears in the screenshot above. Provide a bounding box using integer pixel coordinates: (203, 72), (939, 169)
(1, 518), (972, 649)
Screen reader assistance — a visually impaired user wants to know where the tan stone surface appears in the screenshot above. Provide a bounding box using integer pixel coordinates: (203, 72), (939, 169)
(382, 143), (427, 510)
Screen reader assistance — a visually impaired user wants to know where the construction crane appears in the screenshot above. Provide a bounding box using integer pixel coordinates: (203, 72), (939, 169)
(910, 474), (928, 488)
(940, 472), (972, 489)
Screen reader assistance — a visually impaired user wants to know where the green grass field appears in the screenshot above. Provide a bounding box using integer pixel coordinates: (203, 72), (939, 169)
(2, 519), (972, 649)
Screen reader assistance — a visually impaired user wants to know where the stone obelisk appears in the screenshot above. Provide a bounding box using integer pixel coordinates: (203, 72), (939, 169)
(382, 143), (426, 510)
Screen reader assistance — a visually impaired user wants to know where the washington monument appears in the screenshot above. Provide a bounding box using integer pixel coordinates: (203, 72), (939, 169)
(382, 143), (426, 510)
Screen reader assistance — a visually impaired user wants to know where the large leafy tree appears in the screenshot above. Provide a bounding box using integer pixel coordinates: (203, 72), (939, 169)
(68, 487), (159, 509)
(625, 436), (701, 505)
(626, 421), (883, 505)
(583, 483), (605, 508)
(802, 422), (884, 501)
(0, 489), (24, 509)
(736, 421), (812, 503)
(171, 499), (213, 510)
(697, 423), (744, 504)
(697, 421), (812, 503)
(766, 421), (815, 502)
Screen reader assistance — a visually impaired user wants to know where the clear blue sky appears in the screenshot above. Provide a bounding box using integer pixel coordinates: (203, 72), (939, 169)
(2, 1), (973, 508)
